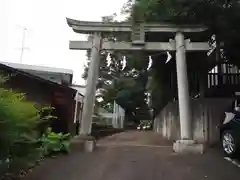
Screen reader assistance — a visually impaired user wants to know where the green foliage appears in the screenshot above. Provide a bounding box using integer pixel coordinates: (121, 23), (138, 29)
(0, 75), (63, 178)
(120, 0), (240, 116)
(39, 128), (71, 156)
(0, 75), (41, 174)
(86, 0), (240, 118)
(128, 0), (240, 65)
(83, 17), (150, 119)
(0, 88), (40, 160)
(38, 106), (57, 135)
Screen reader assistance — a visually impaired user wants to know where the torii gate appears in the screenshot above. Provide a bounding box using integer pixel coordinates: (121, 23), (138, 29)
(67, 18), (210, 153)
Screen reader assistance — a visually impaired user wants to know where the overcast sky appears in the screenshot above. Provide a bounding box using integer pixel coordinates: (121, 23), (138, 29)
(0, 0), (127, 85)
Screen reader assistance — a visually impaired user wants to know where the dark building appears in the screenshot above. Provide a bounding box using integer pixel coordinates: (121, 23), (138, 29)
(0, 63), (83, 135)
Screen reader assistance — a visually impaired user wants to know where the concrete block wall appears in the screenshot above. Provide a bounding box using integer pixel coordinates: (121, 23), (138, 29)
(154, 98), (233, 145)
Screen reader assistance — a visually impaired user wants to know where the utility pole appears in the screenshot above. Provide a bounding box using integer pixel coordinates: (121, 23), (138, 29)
(16, 25), (28, 63)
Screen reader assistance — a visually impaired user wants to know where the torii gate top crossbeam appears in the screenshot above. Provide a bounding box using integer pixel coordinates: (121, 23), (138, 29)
(67, 18), (207, 34)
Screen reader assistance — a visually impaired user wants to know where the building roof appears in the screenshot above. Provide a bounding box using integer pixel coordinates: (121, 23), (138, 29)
(0, 61), (74, 85)
(0, 61), (73, 75)
(71, 84), (86, 96)
(0, 63), (80, 96)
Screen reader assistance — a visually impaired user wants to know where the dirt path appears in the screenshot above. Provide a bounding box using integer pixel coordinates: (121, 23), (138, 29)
(24, 131), (240, 180)
(97, 131), (173, 147)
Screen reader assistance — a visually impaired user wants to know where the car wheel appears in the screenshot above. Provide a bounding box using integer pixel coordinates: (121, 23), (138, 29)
(222, 130), (237, 157)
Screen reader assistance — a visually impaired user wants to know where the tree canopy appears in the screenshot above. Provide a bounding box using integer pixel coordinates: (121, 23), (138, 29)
(82, 16), (150, 121)
(120, 0), (240, 115)
(83, 0), (240, 119)
(126, 0), (240, 66)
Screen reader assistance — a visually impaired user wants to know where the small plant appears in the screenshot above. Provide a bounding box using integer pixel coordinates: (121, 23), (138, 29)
(38, 106), (57, 135)
(39, 128), (71, 156)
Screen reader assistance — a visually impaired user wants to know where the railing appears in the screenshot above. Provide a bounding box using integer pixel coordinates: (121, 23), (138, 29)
(169, 71), (201, 98)
(156, 72), (240, 117)
(168, 72), (240, 97)
(208, 73), (240, 88)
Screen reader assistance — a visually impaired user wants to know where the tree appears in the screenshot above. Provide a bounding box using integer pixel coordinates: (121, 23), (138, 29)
(120, 0), (240, 115)
(82, 15), (150, 122)
(126, 0), (240, 65)
(83, 50), (150, 120)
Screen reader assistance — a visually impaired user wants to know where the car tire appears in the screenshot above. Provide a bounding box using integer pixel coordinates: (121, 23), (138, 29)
(221, 130), (238, 157)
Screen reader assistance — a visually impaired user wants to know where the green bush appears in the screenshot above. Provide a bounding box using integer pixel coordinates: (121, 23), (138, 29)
(39, 128), (71, 156)
(0, 75), (71, 178)
(0, 75), (41, 175)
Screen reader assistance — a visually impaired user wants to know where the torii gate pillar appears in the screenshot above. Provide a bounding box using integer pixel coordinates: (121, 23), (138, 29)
(80, 33), (101, 135)
(175, 32), (192, 140)
(173, 32), (205, 153)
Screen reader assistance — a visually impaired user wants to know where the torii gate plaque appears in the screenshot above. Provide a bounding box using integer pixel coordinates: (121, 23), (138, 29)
(67, 18), (210, 153)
